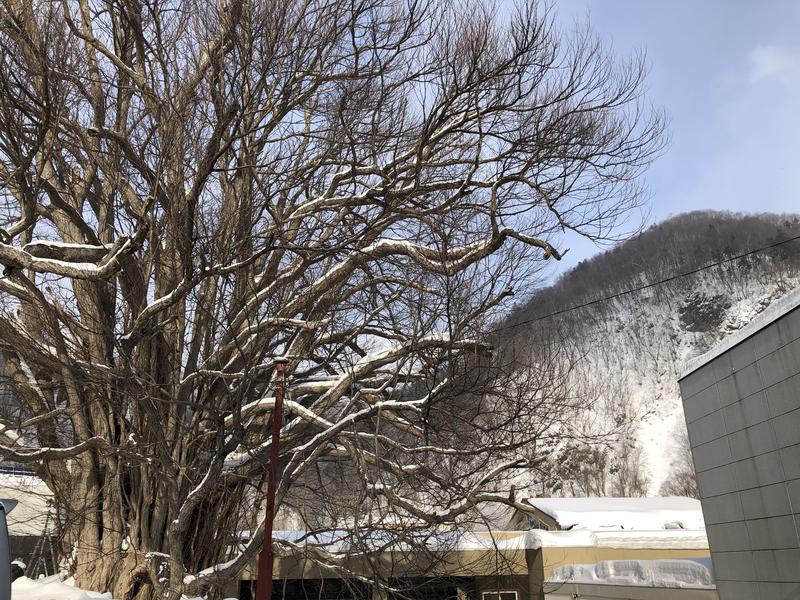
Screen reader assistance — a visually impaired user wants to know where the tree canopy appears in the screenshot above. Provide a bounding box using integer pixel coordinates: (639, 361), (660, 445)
(0, 1), (663, 598)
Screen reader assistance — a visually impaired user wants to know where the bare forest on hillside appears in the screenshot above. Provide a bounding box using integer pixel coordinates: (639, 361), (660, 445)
(501, 211), (800, 498)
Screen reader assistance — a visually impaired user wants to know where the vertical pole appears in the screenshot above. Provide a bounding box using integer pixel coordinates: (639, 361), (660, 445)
(0, 501), (13, 600)
(255, 359), (287, 600)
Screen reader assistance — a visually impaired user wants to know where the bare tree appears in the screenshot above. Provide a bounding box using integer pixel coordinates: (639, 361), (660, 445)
(0, 0), (664, 597)
(660, 426), (699, 499)
(533, 437), (650, 499)
(608, 440), (650, 498)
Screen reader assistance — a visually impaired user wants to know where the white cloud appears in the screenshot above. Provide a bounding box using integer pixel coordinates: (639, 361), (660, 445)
(747, 44), (800, 84)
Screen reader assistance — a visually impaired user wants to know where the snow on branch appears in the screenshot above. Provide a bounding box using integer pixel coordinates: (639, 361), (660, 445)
(22, 241), (111, 262)
(0, 436), (108, 463)
(223, 397), (334, 430)
(0, 237), (133, 279)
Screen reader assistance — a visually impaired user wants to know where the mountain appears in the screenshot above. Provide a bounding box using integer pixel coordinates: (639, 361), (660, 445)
(500, 211), (800, 495)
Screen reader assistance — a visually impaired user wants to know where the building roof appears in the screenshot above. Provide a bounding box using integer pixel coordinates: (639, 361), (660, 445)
(521, 496), (705, 531)
(268, 519), (708, 553)
(681, 284), (800, 378)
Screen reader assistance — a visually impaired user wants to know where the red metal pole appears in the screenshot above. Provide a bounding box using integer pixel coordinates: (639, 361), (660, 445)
(255, 359), (287, 600)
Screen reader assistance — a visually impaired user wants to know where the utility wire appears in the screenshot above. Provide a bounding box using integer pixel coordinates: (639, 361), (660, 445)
(491, 232), (800, 334)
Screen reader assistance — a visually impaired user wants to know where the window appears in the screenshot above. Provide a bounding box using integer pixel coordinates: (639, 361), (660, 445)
(482, 591), (518, 600)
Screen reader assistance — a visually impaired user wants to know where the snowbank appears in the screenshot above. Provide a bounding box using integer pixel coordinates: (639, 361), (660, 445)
(548, 557), (715, 589)
(524, 496), (705, 531)
(11, 576), (113, 600)
(10, 575), (236, 600)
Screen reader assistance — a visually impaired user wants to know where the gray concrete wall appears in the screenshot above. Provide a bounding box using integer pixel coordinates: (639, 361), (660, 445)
(679, 304), (800, 600)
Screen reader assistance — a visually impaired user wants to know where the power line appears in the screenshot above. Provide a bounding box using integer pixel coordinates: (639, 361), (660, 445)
(492, 232), (800, 334)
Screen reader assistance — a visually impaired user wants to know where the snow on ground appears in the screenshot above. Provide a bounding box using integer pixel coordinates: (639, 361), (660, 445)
(10, 576), (230, 600)
(12, 575), (113, 600)
(524, 496), (705, 531)
(547, 557), (715, 588)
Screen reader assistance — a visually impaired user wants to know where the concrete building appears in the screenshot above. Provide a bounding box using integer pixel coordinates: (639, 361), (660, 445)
(0, 472), (57, 576)
(679, 286), (800, 600)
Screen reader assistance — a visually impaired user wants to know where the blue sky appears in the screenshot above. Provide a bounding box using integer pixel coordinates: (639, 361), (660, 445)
(528, 0), (800, 271)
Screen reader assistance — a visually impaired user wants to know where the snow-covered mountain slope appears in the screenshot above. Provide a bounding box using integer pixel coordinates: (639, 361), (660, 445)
(582, 272), (796, 492)
(502, 211), (800, 494)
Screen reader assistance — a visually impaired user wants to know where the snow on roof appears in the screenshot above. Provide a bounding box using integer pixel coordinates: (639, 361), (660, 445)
(681, 284), (800, 378)
(267, 525), (707, 554)
(459, 528), (708, 551)
(523, 496), (705, 531)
